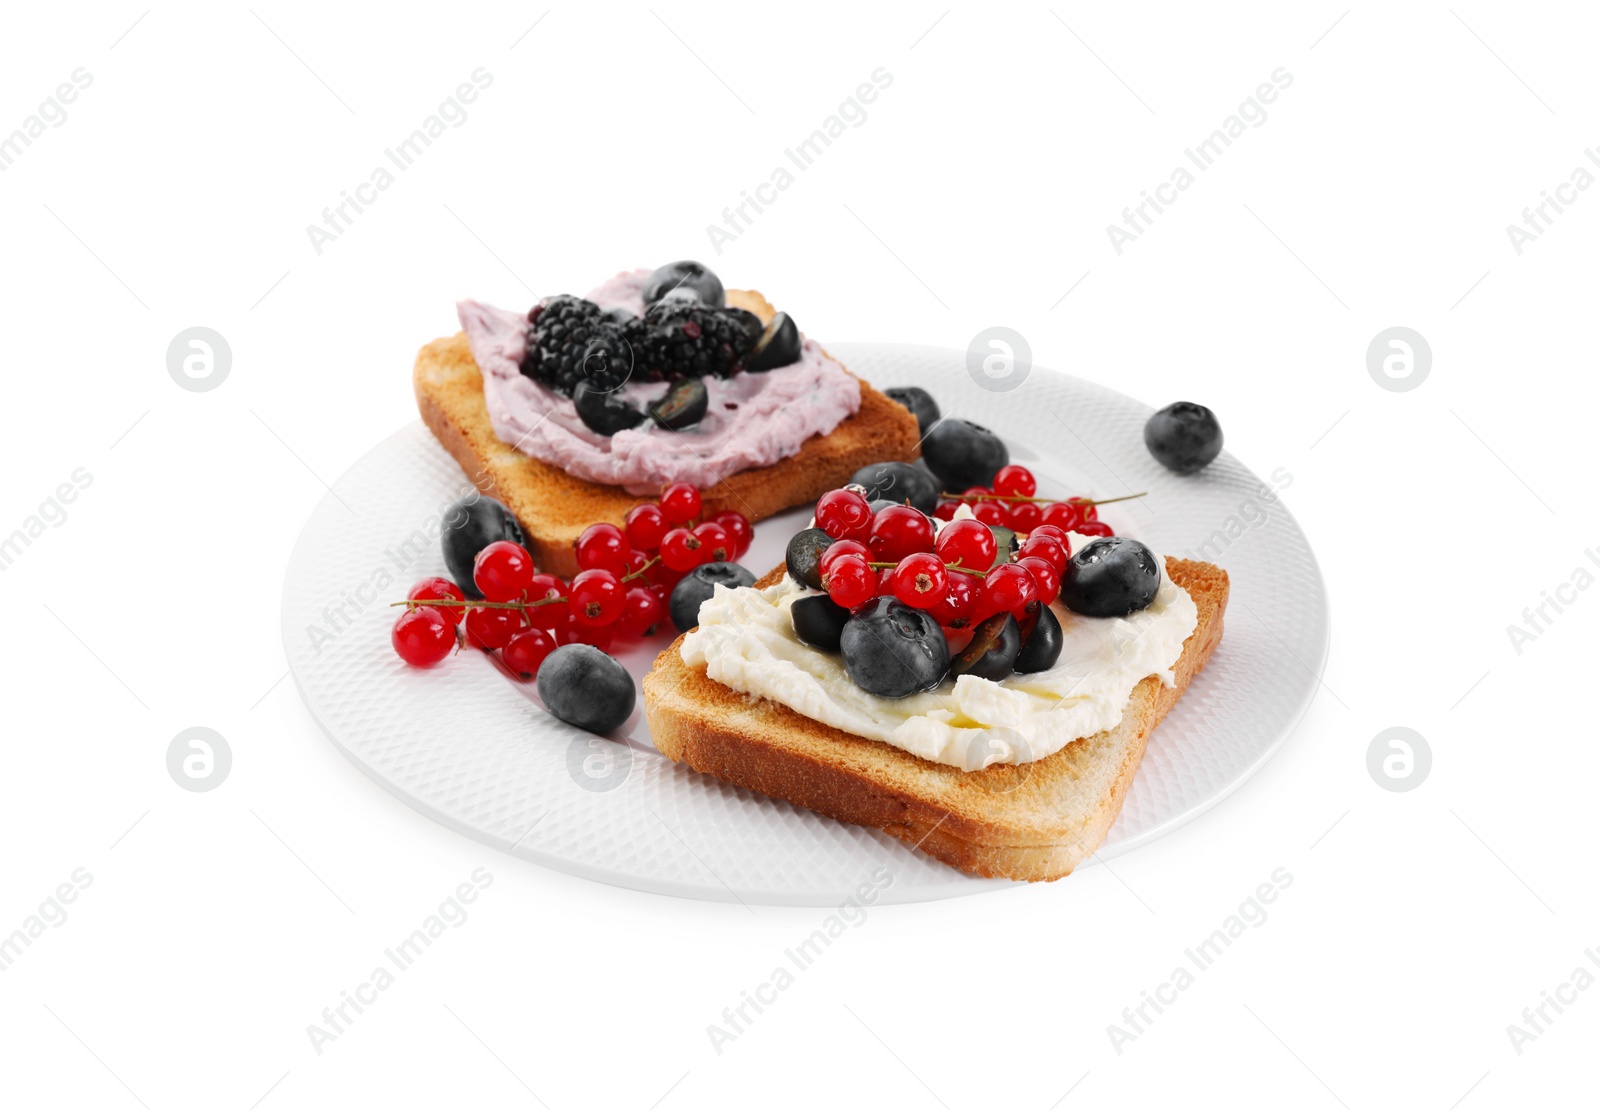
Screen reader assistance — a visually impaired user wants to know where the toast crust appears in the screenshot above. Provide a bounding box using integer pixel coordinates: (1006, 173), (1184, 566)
(414, 289), (920, 576)
(642, 558), (1229, 882)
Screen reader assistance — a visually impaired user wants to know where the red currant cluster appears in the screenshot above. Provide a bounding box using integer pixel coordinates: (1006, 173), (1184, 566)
(390, 482), (752, 674)
(812, 486), (1075, 636)
(930, 464), (1120, 537)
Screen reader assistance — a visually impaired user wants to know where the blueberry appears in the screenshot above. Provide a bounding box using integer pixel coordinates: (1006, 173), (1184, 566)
(574, 379), (646, 436)
(790, 593), (851, 651)
(1014, 607), (1063, 673)
(1144, 402), (1223, 474)
(744, 312), (802, 371)
(642, 261), (724, 307)
(1060, 537), (1160, 617)
(668, 561), (756, 632)
(840, 598), (949, 698)
(786, 528), (834, 590)
(920, 419), (1008, 490)
(442, 496), (528, 597)
(884, 387), (940, 436)
(647, 378), (709, 431)
(950, 612), (1021, 681)
(602, 306), (637, 327)
(535, 644), (635, 735)
(848, 460), (939, 514)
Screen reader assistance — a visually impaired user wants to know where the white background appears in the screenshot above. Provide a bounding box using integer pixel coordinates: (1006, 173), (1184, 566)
(1, 2), (1594, 1115)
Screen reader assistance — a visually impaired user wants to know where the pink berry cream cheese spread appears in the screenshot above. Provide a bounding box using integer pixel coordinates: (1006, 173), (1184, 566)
(457, 269), (861, 496)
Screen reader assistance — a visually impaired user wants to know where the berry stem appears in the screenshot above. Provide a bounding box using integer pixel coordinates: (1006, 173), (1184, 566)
(938, 490), (1147, 507)
(867, 560), (988, 578)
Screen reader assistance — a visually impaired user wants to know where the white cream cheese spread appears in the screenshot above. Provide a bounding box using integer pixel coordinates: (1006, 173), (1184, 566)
(678, 532), (1197, 771)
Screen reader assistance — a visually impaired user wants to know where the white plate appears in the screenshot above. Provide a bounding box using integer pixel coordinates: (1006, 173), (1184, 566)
(281, 344), (1328, 905)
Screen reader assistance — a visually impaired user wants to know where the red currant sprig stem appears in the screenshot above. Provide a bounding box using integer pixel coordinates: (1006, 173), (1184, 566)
(938, 489), (1146, 506)
(390, 557), (662, 618)
(866, 560), (988, 578)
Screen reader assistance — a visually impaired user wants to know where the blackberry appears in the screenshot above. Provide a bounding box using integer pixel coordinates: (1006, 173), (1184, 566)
(628, 302), (749, 381)
(521, 295), (609, 395)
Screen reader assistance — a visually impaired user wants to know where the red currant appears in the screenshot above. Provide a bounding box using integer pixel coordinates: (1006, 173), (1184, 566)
(934, 499), (960, 521)
(660, 482), (703, 524)
(713, 510), (753, 557)
(876, 567), (895, 595)
(1071, 498), (1097, 522)
(992, 464), (1036, 498)
(820, 539), (873, 572)
(1042, 502), (1082, 532)
(559, 620), (614, 652)
(935, 519), (997, 572)
(501, 627), (557, 676)
(1019, 556), (1061, 603)
(659, 526), (707, 571)
(407, 578), (464, 626)
(464, 606), (527, 650)
(929, 570), (981, 629)
(980, 562), (1038, 622)
(867, 505), (935, 563)
(525, 573), (570, 628)
(616, 587), (665, 640)
(1028, 523), (1072, 551)
(961, 486), (992, 501)
(473, 541), (535, 603)
(569, 568), (624, 627)
(891, 553), (948, 610)
(575, 523), (629, 575)
(392, 606), (455, 667)
(1017, 534), (1069, 574)
(694, 522), (733, 563)
(823, 553), (877, 609)
(1002, 500), (1043, 533)
(1077, 519), (1113, 537)
(815, 487), (872, 542)
(970, 499), (1008, 526)
(624, 502), (669, 551)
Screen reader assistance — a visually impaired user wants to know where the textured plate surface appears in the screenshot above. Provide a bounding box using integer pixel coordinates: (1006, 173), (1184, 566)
(281, 344), (1328, 905)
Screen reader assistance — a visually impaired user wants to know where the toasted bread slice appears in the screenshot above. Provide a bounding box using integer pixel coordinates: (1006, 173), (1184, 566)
(642, 558), (1228, 882)
(414, 289), (920, 577)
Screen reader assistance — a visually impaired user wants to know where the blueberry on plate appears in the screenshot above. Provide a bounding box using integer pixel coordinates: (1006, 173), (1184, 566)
(950, 612), (1021, 681)
(668, 561), (756, 631)
(1014, 607), (1062, 673)
(790, 593), (851, 651)
(1144, 402), (1223, 474)
(884, 387), (940, 436)
(647, 378), (710, 431)
(535, 644), (635, 734)
(642, 260), (724, 307)
(920, 418), (1008, 490)
(786, 528), (835, 591)
(574, 379), (646, 436)
(744, 312), (802, 371)
(442, 496), (528, 597)
(848, 460), (940, 513)
(1060, 537), (1160, 617)
(840, 598), (949, 698)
